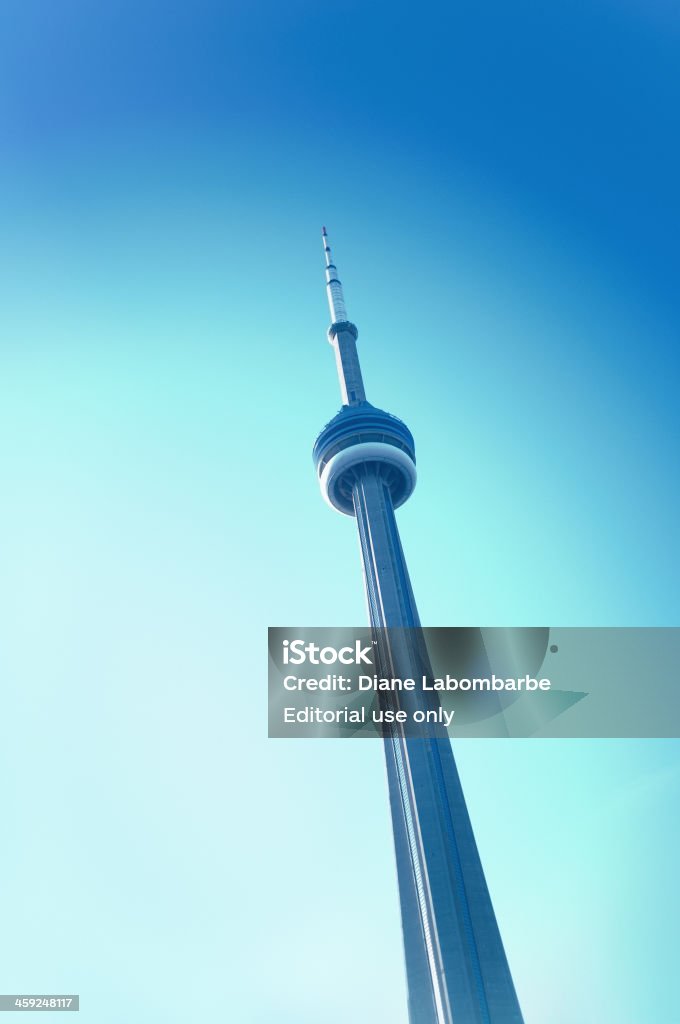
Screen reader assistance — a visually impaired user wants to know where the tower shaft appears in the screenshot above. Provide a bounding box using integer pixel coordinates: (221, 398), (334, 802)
(329, 322), (366, 406)
(353, 466), (524, 1024)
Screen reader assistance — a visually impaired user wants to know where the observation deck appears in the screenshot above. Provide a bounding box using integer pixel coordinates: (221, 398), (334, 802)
(313, 401), (417, 515)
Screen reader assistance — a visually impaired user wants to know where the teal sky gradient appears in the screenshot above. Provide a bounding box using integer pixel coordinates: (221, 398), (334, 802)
(1, 2), (679, 1022)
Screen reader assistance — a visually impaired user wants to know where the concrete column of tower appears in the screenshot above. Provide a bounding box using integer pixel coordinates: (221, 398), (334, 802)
(329, 324), (366, 406)
(352, 465), (523, 1024)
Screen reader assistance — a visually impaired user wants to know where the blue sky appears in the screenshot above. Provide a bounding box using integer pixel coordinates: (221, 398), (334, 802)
(1, 2), (679, 1022)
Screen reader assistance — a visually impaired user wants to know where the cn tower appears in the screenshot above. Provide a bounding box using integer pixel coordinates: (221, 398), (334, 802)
(313, 229), (525, 1024)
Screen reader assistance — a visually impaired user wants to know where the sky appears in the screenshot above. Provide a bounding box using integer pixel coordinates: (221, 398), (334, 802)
(1, 2), (679, 1022)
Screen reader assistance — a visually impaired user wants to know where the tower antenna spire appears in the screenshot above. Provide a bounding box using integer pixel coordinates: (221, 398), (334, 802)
(321, 225), (349, 324)
(320, 227), (365, 406)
